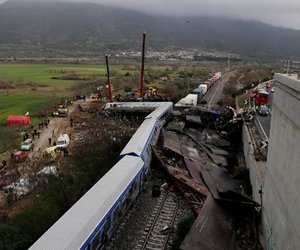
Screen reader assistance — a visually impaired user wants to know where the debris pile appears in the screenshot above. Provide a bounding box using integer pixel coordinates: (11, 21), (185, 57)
(3, 178), (37, 203)
(153, 106), (261, 249)
(37, 166), (58, 178)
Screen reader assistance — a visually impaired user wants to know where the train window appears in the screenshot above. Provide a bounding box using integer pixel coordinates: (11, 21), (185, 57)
(102, 216), (112, 240)
(117, 206), (123, 218)
(129, 185), (134, 195)
(91, 230), (103, 250)
(112, 205), (121, 224)
(105, 217), (111, 233)
(122, 197), (129, 210)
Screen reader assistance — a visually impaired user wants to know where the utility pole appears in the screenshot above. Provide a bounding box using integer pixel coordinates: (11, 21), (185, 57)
(105, 55), (113, 102)
(140, 32), (146, 98)
(227, 56), (230, 70)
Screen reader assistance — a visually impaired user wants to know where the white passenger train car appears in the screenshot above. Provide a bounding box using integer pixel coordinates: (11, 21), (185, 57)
(120, 118), (157, 173)
(30, 156), (145, 250)
(30, 102), (174, 249)
(145, 102), (173, 120)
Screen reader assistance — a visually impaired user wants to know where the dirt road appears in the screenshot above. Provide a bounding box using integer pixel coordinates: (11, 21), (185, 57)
(30, 101), (78, 160)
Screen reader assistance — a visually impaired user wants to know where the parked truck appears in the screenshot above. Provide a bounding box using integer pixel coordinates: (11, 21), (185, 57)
(56, 134), (70, 150)
(214, 72), (222, 80)
(199, 84), (208, 95)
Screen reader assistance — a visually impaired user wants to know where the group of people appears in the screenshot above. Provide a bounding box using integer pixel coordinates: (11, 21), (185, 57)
(38, 118), (50, 129)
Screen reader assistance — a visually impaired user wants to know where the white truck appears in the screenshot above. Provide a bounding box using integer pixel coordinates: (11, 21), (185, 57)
(56, 134), (70, 150)
(199, 84), (208, 95)
(214, 71), (222, 80)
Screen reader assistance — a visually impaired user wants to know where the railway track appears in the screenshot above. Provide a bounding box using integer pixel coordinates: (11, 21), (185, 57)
(105, 179), (194, 250)
(202, 70), (237, 107)
(136, 191), (179, 250)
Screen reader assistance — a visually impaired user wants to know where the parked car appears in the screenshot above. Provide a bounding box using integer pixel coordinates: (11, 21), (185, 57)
(21, 138), (34, 151)
(56, 134), (70, 150)
(12, 150), (29, 163)
(43, 146), (60, 159)
(258, 105), (269, 116)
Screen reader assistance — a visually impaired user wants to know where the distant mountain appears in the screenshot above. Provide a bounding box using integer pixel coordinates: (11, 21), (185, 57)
(1, 0), (300, 59)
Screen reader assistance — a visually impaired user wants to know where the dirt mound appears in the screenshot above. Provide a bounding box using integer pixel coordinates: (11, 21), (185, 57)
(0, 80), (14, 89)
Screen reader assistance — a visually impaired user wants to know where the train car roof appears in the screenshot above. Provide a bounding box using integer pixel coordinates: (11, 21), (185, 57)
(145, 102), (173, 120)
(175, 94), (198, 107)
(30, 155), (144, 250)
(120, 118), (156, 157)
(103, 102), (162, 110)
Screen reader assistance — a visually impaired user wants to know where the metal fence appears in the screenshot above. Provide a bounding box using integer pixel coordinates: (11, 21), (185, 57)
(281, 60), (300, 79)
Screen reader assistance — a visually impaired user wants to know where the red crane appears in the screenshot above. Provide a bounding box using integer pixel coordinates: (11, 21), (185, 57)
(140, 32), (146, 97)
(105, 55), (113, 102)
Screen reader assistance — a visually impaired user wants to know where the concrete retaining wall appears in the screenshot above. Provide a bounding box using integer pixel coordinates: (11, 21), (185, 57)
(243, 73), (300, 250)
(262, 74), (300, 250)
(242, 124), (262, 203)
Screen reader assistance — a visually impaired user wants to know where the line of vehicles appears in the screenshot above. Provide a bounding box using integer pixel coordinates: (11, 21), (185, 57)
(250, 80), (273, 116)
(30, 102), (173, 250)
(194, 71), (222, 96)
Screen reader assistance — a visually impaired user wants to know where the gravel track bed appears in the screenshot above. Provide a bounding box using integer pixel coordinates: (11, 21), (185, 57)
(105, 177), (194, 250)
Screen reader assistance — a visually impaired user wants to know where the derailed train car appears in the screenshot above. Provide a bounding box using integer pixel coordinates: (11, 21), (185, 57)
(30, 102), (173, 250)
(30, 156), (145, 250)
(120, 102), (173, 171)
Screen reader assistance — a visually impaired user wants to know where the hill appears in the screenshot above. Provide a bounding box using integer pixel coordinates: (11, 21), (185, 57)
(0, 0), (300, 59)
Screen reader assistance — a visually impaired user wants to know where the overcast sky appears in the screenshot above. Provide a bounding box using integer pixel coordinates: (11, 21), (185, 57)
(1, 0), (300, 30)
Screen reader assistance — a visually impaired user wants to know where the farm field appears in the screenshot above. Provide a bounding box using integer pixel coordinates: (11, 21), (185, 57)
(0, 90), (66, 126)
(0, 63), (125, 88)
(0, 89), (68, 153)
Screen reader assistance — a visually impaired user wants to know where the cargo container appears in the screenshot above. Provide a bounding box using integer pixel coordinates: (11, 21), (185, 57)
(199, 84), (208, 95)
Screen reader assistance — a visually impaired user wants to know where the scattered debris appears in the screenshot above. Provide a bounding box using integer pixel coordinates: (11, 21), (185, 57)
(37, 166), (58, 178)
(166, 120), (185, 132)
(185, 115), (202, 125)
(201, 164), (258, 206)
(163, 131), (182, 156)
(78, 103), (90, 112)
(152, 185), (161, 197)
(3, 178), (37, 202)
(180, 195), (235, 250)
(0, 169), (20, 187)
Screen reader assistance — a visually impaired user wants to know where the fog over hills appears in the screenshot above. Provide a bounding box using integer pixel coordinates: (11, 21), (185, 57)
(1, 0), (300, 59)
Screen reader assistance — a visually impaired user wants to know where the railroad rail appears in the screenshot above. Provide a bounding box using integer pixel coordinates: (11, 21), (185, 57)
(202, 70), (236, 107)
(137, 191), (179, 250)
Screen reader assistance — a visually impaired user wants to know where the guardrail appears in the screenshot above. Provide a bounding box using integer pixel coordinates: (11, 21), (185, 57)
(281, 60), (300, 79)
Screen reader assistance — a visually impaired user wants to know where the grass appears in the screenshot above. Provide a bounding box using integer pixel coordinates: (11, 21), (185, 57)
(0, 89), (68, 152)
(0, 90), (66, 125)
(0, 62), (142, 152)
(0, 64), (112, 88)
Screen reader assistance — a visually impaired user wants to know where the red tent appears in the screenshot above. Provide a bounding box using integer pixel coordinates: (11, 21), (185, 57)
(6, 115), (31, 127)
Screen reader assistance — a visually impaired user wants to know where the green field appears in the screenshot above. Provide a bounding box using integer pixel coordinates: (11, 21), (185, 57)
(0, 90), (66, 125)
(0, 64), (115, 88)
(0, 89), (68, 152)
(0, 62), (143, 124)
